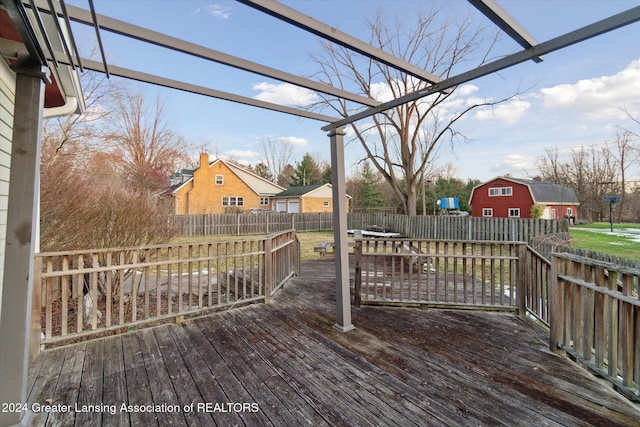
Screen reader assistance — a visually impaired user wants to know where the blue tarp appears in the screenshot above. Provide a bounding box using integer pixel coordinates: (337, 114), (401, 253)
(439, 197), (459, 209)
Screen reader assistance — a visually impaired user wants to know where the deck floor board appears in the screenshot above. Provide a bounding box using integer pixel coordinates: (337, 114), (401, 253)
(26, 258), (640, 426)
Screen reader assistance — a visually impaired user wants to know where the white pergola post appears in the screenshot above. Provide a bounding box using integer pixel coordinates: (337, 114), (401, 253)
(0, 64), (47, 427)
(328, 126), (354, 332)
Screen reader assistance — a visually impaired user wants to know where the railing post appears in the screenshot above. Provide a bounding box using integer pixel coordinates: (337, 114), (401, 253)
(30, 256), (43, 358)
(517, 244), (527, 316)
(549, 254), (560, 352)
(264, 237), (273, 303)
(354, 240), (362, 307)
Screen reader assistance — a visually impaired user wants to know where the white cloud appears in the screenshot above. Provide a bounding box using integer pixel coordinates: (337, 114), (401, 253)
(540, 58), (640, 119)
(474, 98), (531, 125)
(227, 149), (259, 158)
(194, 4), (231, 19)
(489, 153), (536, 174)
(457, 84), (479, 96)
(370, 81), (396, 102)
(252, 82), (319, 106)
(279, 136), (308, 147)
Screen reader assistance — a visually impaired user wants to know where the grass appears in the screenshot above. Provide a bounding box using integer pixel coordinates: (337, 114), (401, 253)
(296, 231), (336, 260)
(569, 223), (640, 261)
(573, 222), (640, 230)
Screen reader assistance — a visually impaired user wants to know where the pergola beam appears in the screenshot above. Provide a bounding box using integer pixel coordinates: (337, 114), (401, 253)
(235, 0), (445, 85)
(31, 0), (380, 108)
(323, 5), (640, 131)
(468, 0), (543, 62)
(55, 55), (337, 123)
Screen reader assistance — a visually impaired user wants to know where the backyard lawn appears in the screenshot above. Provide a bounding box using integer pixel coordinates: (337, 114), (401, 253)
(570, 222), (640, 260)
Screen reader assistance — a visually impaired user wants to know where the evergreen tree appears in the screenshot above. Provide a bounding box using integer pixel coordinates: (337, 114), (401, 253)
(293, 153), (322, 186)
(254, 162), (274, 182)
(358, 161), (385, 208)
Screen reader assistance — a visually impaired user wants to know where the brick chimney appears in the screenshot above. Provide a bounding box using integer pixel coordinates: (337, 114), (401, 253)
(200, 153), (209, 169)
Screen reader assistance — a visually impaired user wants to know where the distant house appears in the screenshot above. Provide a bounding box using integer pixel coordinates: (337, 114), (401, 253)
(469, 177), (579, 220)
(271, 184), (350, 213)
(162, 154), (284, 214)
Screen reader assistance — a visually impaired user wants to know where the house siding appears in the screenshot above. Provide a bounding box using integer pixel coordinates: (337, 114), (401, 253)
(471, 178), (534, 218)
(0, 60), (16, 311)
(174, 181), (193, 215)
(303, 196), (334, 213)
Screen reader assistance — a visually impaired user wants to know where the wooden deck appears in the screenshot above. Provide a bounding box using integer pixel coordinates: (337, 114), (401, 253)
(27, 258), (639, 426)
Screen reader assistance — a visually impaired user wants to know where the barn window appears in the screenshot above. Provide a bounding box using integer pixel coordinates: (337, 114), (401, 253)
(260, 197), (269, 205)
(508, 208), (520, 217)
(488, 186), (512, 196)
(324, 201), (330, 207)
(482, 208), (493, 217)
(215, 174), (224, 185)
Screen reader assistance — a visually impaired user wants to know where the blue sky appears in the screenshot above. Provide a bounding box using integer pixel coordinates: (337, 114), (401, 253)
(68, 0), (640, 182)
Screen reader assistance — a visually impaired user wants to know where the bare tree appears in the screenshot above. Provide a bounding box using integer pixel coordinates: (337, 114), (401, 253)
(537, 146), (618, 221)
(41, 70), (120, 166)
(613, 130), (639, 221)
(310, 7), (517, 215)
(259, 136), (294, 184)
(103, 88), (189, 191)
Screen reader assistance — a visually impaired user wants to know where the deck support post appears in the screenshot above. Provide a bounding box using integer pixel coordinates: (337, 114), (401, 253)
(328, 126), (354, 332)
(0, 63), (47, 427)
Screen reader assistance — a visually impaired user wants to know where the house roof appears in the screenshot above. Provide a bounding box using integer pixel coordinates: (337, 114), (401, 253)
(0, 7), (85, 116)
(273, 183), (352, 199)
(274, 184), (327, 198)
(163, 158), (284, 196)
(224, 160), (285, 195)
(471, 176), (579, 205)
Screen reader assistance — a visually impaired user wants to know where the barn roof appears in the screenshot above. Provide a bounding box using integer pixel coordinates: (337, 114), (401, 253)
(472, 176), (579, 205)
(506, 177), (579, 204)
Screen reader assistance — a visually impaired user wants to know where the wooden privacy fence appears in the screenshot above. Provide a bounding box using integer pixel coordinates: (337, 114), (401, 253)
(353, 238), (527, 312)
(348, 214), (568, 241)
(169, 212), (334, 236)
(32, 230), (300, 349)
(550, 253), (639, 401)
(170, 212), (567, 242)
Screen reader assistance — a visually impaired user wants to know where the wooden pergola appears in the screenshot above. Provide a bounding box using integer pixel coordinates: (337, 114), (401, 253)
(2, 1), (640, 425)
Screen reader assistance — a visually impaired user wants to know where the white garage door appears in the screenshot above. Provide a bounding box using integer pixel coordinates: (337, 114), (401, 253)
(276, 201), (287, 212)
(288, 200), (300, 213)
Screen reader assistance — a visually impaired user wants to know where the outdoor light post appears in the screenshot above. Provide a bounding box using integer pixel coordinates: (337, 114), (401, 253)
(604, 194), (621, 232)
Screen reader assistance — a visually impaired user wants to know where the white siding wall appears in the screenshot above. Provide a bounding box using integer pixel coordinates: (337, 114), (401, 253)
(0, 60), (16, 315)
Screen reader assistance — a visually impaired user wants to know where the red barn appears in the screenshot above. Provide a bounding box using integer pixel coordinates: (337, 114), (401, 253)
(469, 177), (579, 220)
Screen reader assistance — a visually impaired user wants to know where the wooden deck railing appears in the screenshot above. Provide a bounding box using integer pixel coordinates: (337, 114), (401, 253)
(549, 253), (639, 401)
(32, 230), (300, 348)
(522, 246), (552, 326)
(354, 238), (527, 311)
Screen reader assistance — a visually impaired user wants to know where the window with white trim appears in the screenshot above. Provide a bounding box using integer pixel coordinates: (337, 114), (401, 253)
(323, 201), (330, 207)
(215, 174), (224, 185)
(489, 186), (512, 196)
(482, 208), (493, 217)
(567, 208), (573, 215)
(222, 196), (244, 206)
(259, 197), (269, 205)
(508, 208), (520, 217)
